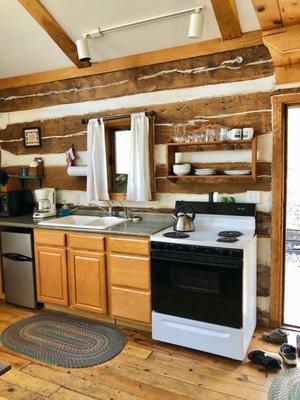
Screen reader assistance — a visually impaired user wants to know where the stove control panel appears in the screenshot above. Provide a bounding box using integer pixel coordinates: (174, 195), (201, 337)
(151, 241), (243, 258)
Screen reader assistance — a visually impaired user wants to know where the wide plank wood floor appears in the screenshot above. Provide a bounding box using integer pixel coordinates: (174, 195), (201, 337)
(0, 302), (283, 399)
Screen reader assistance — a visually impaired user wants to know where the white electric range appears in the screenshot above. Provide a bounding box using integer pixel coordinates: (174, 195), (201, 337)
(150, 201), (257, 361)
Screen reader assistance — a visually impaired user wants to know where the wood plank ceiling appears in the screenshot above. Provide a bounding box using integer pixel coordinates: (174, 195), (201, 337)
(252, 0), (300, 83)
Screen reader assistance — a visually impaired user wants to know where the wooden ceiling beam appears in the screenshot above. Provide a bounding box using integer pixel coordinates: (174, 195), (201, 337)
(262, 24), (300, 66)
(0, 30), (262, 90)
(17, 0), (90, 69)
(211, 0), (242, 40)
(251, 0), (283, 30)
(278, 0), (300, 26)
(275, 63), (300, 84)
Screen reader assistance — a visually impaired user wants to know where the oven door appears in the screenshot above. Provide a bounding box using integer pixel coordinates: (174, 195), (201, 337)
(151, 249), (243, 328)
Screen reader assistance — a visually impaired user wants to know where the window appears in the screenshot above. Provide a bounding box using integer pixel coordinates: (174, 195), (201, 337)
(112, 129), (131, 193)
(105, 116), (155, 200)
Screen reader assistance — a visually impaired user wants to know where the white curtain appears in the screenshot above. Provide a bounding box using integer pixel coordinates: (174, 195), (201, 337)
(127, 112), (151, 201)
(86, 118), (109, 202)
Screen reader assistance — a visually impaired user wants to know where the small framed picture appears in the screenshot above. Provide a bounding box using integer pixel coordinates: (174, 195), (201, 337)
(23, 127), (42, 147)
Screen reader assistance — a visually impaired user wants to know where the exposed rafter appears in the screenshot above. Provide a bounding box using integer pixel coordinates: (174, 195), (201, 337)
(17, 0), (90, 69)
(279, 0), (300, 26)
(211, 0), (242, 40)
(251, 0), (283, 30)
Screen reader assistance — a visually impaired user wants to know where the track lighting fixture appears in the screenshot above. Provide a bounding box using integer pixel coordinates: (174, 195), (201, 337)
(76, 6), (205, 62)
(76, 36), (90, 61)
(76, 27), (101, 62)
(188, 6), (205, 38)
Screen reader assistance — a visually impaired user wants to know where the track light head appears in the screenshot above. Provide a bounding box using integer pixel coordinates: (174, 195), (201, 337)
(76, 36), (91, 62)
(188, 6), (205, 38)
(76, 28), (101, 62)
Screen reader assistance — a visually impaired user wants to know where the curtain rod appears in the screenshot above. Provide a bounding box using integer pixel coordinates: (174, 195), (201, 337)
(81, 111), (155, 125)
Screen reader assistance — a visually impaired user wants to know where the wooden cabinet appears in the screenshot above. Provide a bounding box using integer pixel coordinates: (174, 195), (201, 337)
(34, 229), (151, 325)
(108, 235), (151, 324)
(35, 246), (68, 306)
(68, 250), (107, 314)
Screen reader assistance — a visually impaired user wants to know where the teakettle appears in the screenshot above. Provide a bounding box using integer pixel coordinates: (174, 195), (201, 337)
(173, 205), (195, 232)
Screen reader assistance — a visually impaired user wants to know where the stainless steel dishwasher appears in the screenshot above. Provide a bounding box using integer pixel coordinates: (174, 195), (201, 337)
(1, 228), (40, 309)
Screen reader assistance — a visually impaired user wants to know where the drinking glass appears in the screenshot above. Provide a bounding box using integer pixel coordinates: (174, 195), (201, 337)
(205, 127), (217, 142)
(220, 126), (230, 141)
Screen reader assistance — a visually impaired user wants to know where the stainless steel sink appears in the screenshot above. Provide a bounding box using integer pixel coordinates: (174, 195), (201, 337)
(38, 215), (130, 230)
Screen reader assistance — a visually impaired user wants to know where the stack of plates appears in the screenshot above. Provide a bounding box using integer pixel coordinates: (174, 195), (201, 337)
(194, 169), (217, 176)
(224, 170), (251, 175)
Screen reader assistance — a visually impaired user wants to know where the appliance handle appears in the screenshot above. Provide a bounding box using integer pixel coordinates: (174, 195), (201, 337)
(174, 205), (196, 221)
(2, 253), (32, 262)
(151, 255), (241, 270)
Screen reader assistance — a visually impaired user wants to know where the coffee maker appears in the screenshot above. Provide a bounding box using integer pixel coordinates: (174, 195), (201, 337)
(33, 188), (56, 219)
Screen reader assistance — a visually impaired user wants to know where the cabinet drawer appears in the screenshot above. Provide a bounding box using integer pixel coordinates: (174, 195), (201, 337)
(68, 233), (105, 252)
(108, 236), (149, 256)
(34, 230), (66, 247)
(109, 254), (150, 290)
(110, 287), (151, 324)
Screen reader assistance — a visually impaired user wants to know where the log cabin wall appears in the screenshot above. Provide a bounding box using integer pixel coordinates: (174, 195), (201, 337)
(0, 43), (299, 324)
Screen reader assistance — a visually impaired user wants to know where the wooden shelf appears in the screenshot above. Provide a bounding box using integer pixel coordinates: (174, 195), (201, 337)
(167, 175), (255, 183)
(167, 139), (253, 146)
(9, 175), (44, 188)
(166, 137), (257, 183)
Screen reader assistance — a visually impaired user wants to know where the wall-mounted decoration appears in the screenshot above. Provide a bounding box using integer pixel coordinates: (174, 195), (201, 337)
(23, 127), (42, 147)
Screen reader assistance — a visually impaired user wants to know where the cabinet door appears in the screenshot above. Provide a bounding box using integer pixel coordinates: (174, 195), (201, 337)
(68, 250), (107, 314)
(35, 246), (68, 305)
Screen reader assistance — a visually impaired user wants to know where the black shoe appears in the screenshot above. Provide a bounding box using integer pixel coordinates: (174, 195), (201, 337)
(247, 350), (283, 371)
(279, 344), (297, 366)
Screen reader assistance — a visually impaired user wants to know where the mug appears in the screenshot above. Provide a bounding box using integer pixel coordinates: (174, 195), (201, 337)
(228, 129), (242, 140)
(242, 127), (254, 140)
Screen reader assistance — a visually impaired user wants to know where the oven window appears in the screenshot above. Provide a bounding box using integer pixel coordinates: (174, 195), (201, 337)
(171, 268), (220, 294)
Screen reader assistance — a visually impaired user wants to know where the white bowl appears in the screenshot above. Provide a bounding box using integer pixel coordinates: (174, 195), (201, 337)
(195, 168), (217, 176)
(173, 163), (191, 176)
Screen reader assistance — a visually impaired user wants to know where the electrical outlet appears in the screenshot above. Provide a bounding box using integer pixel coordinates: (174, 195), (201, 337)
(247, 191), (260, 203)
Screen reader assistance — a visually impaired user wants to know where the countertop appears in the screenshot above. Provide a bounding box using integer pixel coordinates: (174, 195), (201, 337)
(0, 213), (173, 237)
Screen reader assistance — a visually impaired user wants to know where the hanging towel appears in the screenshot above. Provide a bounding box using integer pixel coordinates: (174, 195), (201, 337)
(87, 118), (109, 202)
(0, 113), (9, 130)
(66, 146), (75, 166)
(127, 112), (151, 202)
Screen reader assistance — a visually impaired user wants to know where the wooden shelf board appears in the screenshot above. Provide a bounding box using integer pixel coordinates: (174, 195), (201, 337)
(166, 139), (253, 146)
(9, 175), (44, 179)
(167, 175), (255, 182)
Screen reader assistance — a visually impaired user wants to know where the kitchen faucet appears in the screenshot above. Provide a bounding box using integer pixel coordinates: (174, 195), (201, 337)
(90, 202), (111, 215)
(90, 200), (128, 218)
(104, 200), (128, 218)
(114, 200), (128, 219)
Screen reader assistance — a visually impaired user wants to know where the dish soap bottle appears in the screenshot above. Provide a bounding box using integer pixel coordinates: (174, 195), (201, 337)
(60, 201), (71, 216)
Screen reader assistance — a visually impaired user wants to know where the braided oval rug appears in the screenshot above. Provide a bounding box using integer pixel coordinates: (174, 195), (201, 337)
(1, 312), (126, 368)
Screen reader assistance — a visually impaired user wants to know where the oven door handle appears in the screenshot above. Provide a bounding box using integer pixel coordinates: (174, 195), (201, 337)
(151, 255), (241, 270)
